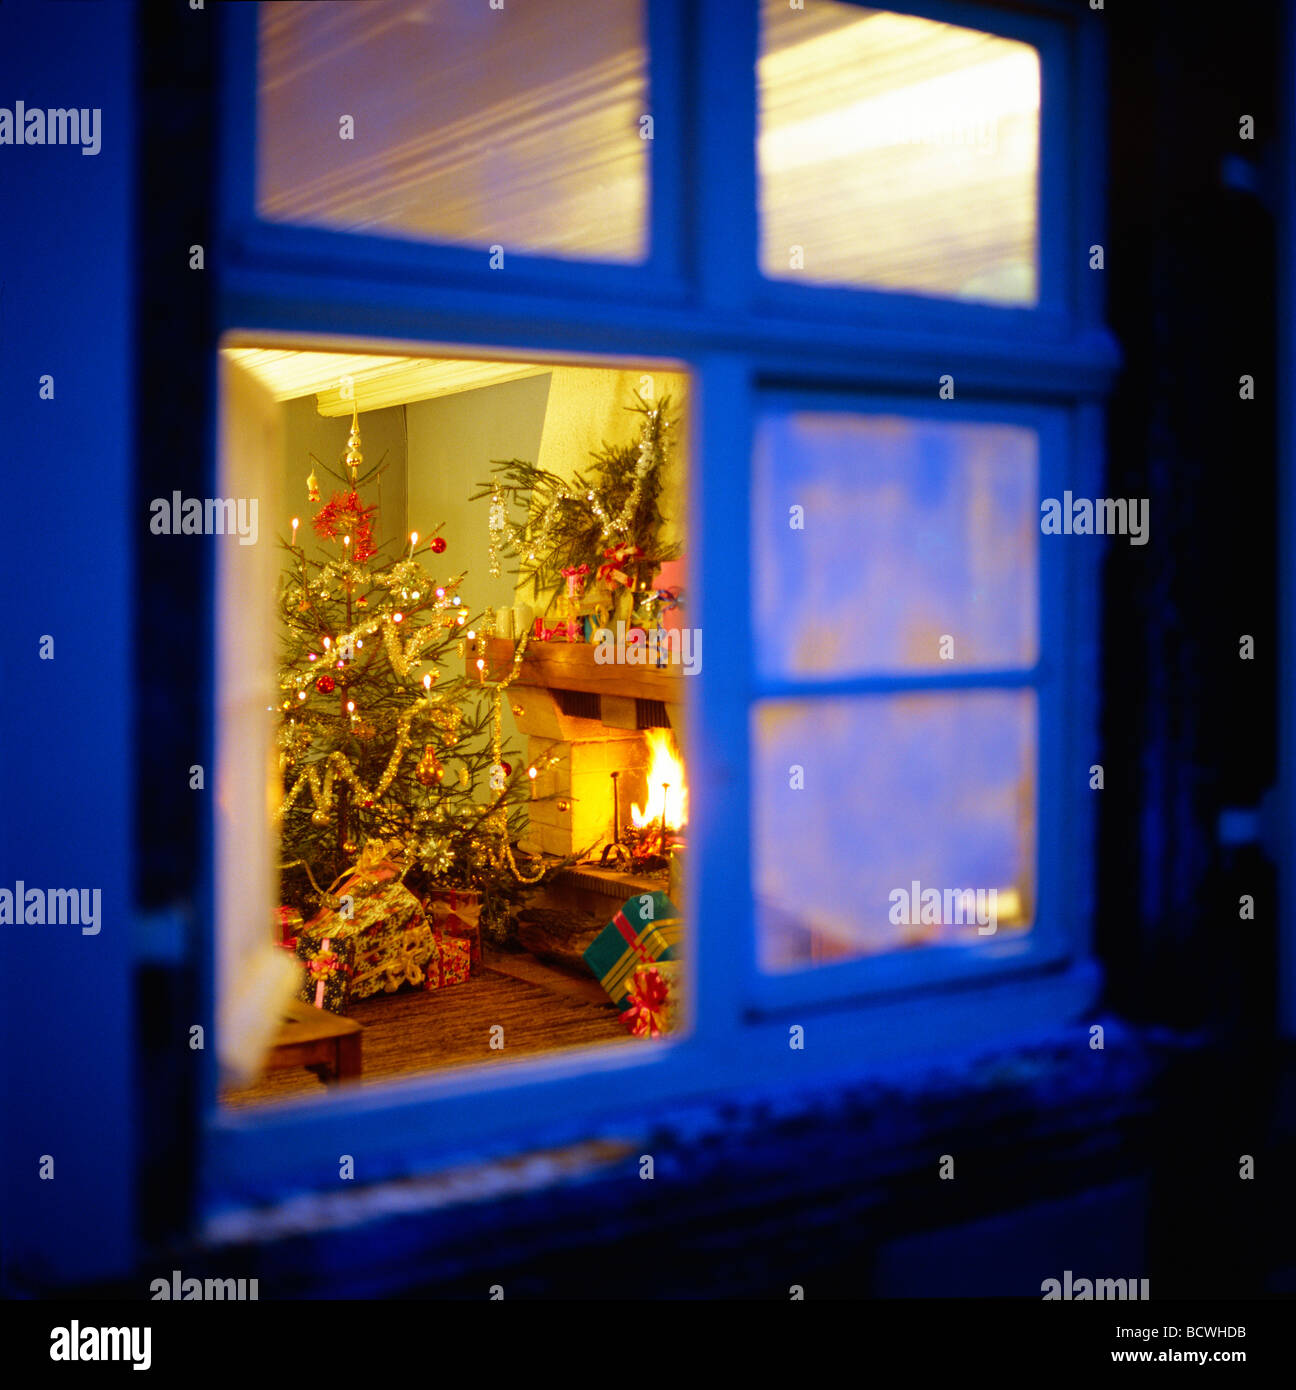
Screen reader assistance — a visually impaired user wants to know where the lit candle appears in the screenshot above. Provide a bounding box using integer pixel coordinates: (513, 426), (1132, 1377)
(291, 517), (305, 601)
(409, 531), (418, 558)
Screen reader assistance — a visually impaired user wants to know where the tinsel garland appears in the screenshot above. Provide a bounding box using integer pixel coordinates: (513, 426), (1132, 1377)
(274, 708), (418, 822)
(277, 568), (468, 699)
(313, 489), (378, 562)
(487, 396), (670, 579)
(476, 630), (549, 884)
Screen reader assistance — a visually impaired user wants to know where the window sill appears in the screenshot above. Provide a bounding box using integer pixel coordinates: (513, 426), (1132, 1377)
(182, 1007), (1191, 1298)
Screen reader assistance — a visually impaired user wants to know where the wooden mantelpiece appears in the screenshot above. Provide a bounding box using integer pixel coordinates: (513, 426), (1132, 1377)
(474, 636), (684, 705)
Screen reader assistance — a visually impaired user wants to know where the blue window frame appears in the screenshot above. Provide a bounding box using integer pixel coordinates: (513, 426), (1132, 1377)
(205, 0), (1116, 1213)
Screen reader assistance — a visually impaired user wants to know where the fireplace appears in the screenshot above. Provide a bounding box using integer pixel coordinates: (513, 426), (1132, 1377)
(476, 637), (687, 916)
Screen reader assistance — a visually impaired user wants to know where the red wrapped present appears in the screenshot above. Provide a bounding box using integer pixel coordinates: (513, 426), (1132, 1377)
(423, 886), (483, 972)
(276, 905), (305, 945)
(424, 930), (472, 991)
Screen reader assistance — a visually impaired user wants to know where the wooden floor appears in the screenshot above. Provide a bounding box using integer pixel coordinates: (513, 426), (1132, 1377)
(222, 952), (631, 1108)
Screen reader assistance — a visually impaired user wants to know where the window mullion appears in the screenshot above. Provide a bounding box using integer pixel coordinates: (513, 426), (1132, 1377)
(755, 669), (1044, 703)
(690, 0), (758, 315)
(690, 354), (755, 1045)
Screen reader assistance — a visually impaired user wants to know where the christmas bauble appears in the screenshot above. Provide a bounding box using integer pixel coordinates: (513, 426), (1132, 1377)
(315, 675), (336, 693)
(342, 840), (357, 855)
(430, 536), (447, 554)
(415, 744), (444, 787)
(311, 809), (329, 825)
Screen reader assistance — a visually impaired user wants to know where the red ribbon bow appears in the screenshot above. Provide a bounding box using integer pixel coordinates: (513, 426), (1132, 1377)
(620, 965), (671, 1039)
(308, 947), (344, 979)
(598, 545), (644, 589)
(533, 616), (581, 642)
(561, 563), (591, 597)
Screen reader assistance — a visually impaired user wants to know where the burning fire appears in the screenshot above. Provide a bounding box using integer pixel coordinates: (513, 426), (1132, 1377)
(631, 729), (688, 831)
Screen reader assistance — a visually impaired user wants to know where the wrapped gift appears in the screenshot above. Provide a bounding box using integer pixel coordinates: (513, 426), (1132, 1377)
(276, 905), (304, 945)
(423, 887), (483, 971)
(424, 930), (472, 991)
(620, 959), (681, 1038)
(295, 933), (357, 1014)
(299, 843), (435, 1001)
(583, 890), (682, 1007)
(577, 577), (616, 628)
(343, 906), (435, 999)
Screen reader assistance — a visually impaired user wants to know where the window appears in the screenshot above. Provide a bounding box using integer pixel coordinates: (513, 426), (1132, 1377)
(207, 0), (1112, 1207)
(216, 346), (692, 1107)
(753, 406), (1042, 974)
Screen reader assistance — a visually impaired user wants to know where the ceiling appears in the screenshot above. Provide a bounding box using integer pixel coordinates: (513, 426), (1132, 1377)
(221, 348), (548, 416)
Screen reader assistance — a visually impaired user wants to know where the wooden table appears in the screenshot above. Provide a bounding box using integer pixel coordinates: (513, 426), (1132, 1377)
(267, 999), (363, 1085)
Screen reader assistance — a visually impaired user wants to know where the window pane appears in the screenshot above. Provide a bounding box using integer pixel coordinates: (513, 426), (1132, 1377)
(257, 0), (648, 263)
(758, 1), (1040, 305)
(754, 691), (1035, 973)
(754, 410), (1039, 680)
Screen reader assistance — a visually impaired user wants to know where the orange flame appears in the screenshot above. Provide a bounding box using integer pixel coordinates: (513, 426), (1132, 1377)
(631, 730), (688, 831)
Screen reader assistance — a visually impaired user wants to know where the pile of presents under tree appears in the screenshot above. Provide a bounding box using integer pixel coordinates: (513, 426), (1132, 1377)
(278, 846), (684, 1041)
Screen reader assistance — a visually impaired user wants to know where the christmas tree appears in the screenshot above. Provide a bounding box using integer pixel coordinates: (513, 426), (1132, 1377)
(275, 408), (552, 938)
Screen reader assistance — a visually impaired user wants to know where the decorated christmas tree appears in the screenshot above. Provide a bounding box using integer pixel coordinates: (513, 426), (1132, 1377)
(275, 408), (552, 938)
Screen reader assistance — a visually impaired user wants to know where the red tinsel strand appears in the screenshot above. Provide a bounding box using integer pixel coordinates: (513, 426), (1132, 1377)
(313, 490), (378, 563)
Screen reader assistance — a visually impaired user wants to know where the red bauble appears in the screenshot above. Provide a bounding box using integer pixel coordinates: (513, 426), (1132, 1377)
(500, 760), (512, 777)
(315, 675), (336, 694)
(430, 536), (447, 554)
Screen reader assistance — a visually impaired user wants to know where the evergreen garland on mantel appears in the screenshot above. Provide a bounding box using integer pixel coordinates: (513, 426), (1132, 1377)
(473, 392), (682, 606)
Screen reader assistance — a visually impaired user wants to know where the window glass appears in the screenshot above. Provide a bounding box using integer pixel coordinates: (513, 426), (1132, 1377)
(753, 410), (1039, 680)
(759, 0), (1040, 305)
(754, 690), (1036, 972)
(257, 0), (649, 263)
